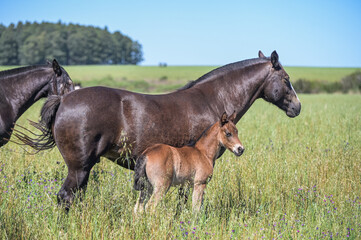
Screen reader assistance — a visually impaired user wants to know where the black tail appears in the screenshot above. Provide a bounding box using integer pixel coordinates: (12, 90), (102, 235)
(14, 95), (61, 151)
(133, 155), (148, 191)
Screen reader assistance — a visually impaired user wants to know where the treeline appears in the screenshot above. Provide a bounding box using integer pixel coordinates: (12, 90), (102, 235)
(293, 71), (361, 94)
(0, 21), (143, 65)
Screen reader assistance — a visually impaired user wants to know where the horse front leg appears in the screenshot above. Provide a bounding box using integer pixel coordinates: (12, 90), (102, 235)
(192, 183), (206, 212)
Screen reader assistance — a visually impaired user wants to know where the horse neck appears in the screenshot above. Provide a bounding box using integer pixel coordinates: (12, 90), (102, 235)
(4, 68), (52, 119)
(195, 123), (222, 165)
(194, 62), (271, 123)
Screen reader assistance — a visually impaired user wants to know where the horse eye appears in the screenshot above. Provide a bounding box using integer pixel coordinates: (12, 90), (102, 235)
(226, 132), (232, 137)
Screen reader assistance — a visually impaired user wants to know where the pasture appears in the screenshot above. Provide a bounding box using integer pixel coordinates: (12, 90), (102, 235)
(0, 65), (361, 239)
(1, 65), (360, 93)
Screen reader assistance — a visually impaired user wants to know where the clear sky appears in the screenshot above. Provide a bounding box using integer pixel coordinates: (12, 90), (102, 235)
(0, 0), (360, 67)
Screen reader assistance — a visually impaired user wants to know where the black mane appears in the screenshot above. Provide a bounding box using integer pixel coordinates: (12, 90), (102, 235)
(178, 57), (269, 90)
(0, 64), (50, 78)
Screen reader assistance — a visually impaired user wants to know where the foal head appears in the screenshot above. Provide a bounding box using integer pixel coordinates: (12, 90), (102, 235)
(259, 50), (301, 118)
(218, 112), (244, 156)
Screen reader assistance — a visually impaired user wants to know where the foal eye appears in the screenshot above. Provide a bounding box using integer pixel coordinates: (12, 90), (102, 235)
(226, 132), (232, 137)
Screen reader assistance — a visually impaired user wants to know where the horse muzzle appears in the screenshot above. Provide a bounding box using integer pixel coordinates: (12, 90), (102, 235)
(286, 100), (301, 118)
(233, 146), (245, 157)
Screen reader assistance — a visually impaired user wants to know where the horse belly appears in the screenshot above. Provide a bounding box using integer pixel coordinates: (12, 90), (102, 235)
(172, 174), (193, 186)
(170, 149), (195, 186)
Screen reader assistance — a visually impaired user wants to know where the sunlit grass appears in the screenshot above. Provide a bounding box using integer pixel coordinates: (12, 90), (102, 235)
(1, 65), (360, 92)
(1, 94), (360, 239)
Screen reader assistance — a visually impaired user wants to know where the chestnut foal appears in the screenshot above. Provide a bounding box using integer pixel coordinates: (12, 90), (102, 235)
(133, 112), (244, 212)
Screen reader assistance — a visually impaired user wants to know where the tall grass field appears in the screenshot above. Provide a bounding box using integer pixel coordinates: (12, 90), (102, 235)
(1, 65), (360, 92)
(0, 65), (360, 239)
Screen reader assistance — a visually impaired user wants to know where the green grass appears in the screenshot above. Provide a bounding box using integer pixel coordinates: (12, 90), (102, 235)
(1, 65), (360, 92)
(284, 67), (361, 82)
(1, 94), (360, 239)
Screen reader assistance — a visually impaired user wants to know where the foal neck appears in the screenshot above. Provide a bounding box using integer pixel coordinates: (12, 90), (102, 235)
(195, 123), (222, 165)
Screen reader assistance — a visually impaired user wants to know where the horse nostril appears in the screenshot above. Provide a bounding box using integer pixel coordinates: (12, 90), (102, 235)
(238, 146), (244, 155)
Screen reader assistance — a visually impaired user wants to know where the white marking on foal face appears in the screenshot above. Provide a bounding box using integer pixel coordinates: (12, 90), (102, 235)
(232, 143), (244, 156)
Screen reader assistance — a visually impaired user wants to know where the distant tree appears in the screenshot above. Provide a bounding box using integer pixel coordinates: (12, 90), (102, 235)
(130, 41), (143, 64)
(19, 31), (51, 65)
(0, 24), (19, 65)
(0, 24), (5, 37)
(67, 29), (88, 65)
(47, 29), (68, 65)
(0, 21), (143, 65)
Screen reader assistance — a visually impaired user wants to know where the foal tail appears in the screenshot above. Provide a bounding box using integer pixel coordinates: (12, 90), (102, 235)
(14, 95), (61, 151)
(133, 155), (148, 191)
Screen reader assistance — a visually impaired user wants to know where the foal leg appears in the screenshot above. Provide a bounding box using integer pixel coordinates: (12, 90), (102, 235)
(134, 182), (153, 214)
(145, 180), (171, 212)
(178, 186), (190, 205)
(192, 183), (207, 212)
(176, 185), (191, 214)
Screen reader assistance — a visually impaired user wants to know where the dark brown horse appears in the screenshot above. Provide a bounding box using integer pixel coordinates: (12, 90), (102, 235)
(134, 112), (244, 212)
(0, 60), (74, 147)
(16, 51), (301, 207)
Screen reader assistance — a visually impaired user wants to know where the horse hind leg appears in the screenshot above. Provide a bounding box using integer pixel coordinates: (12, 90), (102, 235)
(145, 180), (172, 212)
(57, 158), (98, 210)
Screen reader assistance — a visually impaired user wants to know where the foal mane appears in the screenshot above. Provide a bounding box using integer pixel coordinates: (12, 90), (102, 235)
(178, 57), (269, 90)
(0, 64), (50, 78)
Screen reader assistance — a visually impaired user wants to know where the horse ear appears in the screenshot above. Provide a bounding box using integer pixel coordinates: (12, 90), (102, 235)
(228, 111), (236, 122)
(271, 50), (280, 69)
(258, 50), (265, 58)
(52, 59), (62, 76)
(220, 112), (228, 126)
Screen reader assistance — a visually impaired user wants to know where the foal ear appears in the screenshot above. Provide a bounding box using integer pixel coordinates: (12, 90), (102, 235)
(52, 59), (62, 76)
(271, 50), (280, 69)
(258, 50), (265, 58)
(228, 111), (236, 122)
(220, 112), (228, 126)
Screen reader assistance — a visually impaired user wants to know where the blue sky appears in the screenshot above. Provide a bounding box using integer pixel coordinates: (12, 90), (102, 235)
(1, 0), (360, 67)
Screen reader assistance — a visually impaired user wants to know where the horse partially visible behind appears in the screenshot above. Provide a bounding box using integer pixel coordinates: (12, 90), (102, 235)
(0, 60), (74, 147)
(133, 111), (244, 212)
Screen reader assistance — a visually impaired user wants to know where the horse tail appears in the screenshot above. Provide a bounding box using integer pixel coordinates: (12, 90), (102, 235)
(133, 154), (148, 191)
(14, 95), (61, 151)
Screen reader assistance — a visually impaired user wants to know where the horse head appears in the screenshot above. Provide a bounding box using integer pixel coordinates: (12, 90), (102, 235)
(34, 59), (74, 101)
(50, 59), (74, 95)
(259, 50), (301, 118)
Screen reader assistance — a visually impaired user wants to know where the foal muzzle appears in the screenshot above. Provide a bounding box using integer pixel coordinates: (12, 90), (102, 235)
(234, 146), (245, 156)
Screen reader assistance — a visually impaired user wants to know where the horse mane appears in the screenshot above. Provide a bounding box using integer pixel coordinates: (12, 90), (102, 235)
(178, 57), (269, 90)
(0, 64), (50, 78)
